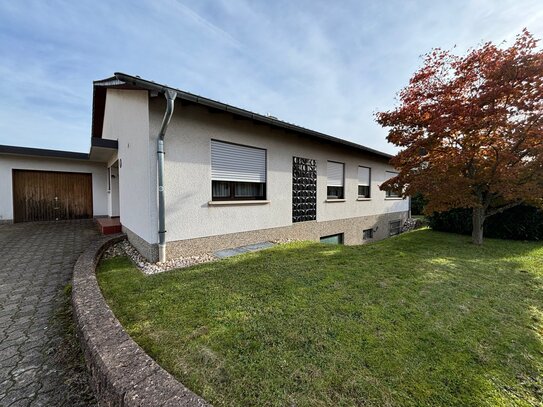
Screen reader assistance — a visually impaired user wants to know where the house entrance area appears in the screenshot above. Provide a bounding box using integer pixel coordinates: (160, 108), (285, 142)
(12, 169), (93, 222)
(107, 161), (120, 217)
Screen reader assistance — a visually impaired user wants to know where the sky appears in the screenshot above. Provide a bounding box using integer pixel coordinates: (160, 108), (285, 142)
(1, 0), (542, 154)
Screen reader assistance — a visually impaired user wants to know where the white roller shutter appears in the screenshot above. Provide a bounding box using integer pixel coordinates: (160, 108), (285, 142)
(211, 140), (266, 183)
(358, 166), (370, 186)
(327, 161), (344, 187)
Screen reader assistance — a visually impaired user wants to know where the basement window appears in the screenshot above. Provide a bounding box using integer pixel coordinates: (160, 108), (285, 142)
(363, 229), (373, 240)
(389, 220), (401, 236)
(320, 233), (344, 245)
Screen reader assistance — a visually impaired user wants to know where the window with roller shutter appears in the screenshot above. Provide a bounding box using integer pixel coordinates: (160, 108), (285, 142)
(211, 140), (267, 201)
(327, 161), (344, 199)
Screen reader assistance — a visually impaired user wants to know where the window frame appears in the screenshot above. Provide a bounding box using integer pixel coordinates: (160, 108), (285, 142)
(357, 166), (371, 199)
(327, 160), (345, 199)
(211, 180), (267, 201)
(327, 186), (345, 200)
(386, 189), (402, 198)
(210, 139), (267, 202)
(363, 228), (373, 240)
(320, 233), (344, 244)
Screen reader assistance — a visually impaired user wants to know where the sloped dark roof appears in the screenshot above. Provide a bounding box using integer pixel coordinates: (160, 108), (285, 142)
(92, 72), (392, 160)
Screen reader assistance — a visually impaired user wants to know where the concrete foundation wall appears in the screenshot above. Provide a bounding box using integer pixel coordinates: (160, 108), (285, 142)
(123, 225), (159, 263)
(128, 210), (409, 261)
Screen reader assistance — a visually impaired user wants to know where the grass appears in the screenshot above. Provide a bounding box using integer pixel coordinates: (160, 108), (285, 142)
(49, 284), (97, 405)
(97, 230), (543, 406)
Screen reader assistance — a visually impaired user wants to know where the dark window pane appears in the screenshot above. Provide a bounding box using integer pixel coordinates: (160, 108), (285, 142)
(386, 189), (401, 198)
(212, 181), (230, 198)
(358, 185), (370, 198)
(327, 186), (344, 199)
(363, 229), (373, 240)
(212, 181), (266, 201)
(235, 182), (264, 198)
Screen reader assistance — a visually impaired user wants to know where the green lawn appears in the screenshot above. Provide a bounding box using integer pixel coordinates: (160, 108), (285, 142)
(97, 230), (543, 406)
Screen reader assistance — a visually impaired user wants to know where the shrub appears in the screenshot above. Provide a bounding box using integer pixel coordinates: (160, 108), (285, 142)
(410, 193), (427, 216)
(428, 204), (543, 241)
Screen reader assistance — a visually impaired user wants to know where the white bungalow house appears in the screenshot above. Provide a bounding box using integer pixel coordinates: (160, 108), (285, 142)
(0, 73), (409, 262)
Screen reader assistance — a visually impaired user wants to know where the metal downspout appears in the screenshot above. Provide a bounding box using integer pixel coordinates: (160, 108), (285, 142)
(157, 90), (177, 263)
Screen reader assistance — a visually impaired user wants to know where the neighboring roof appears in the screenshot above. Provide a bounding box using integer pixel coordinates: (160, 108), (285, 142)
(0, 144), (88, 160)
(0, 138), (118, 162)
(92, 72), (392, 160)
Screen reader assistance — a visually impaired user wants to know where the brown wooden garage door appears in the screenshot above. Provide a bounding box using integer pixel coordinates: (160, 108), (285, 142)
(12, 170), (93, 222)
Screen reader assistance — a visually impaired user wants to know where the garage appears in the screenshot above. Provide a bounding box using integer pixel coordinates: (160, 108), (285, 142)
(12, 169), (93, 222)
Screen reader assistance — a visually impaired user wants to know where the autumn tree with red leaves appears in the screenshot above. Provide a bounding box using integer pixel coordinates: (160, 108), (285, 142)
(377, 30), (543, 244)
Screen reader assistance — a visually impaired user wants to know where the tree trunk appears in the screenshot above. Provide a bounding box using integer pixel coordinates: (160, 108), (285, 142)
(472, 207), (485, 245)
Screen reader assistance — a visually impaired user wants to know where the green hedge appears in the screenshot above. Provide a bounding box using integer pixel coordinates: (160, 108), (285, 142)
(428, 205), (543, 240)
(410, 193), (427, 216)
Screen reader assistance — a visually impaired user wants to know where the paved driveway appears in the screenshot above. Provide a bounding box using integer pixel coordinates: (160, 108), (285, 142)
(0, 220), (99, 406)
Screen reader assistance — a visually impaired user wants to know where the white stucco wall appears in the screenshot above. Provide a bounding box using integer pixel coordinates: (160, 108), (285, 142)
(101, 89), (155, 242)
(0, 155), (108, 221)
(147, 100), (409, 242)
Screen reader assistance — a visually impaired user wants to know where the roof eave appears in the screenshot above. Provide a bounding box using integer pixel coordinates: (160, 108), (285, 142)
(92, 72), (393, 160)
(0, 144), (89, 160)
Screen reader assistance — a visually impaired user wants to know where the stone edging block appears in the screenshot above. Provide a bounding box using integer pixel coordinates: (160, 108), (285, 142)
(72, 234), (210, 406)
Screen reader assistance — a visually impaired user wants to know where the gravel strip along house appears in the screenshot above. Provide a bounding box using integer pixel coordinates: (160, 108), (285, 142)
(0, 73), (409, 262)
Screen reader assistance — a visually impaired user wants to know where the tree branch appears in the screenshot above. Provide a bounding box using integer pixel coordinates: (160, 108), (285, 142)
(489, 146), (500, 181)
(485, 200), (524, 218)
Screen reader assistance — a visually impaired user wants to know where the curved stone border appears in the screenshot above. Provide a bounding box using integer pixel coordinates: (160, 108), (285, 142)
(72, 234), (210, 407)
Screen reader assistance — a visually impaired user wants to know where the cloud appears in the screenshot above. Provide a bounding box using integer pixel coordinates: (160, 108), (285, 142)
(0, 0), (541, 153)
(165, 0), (243, 49)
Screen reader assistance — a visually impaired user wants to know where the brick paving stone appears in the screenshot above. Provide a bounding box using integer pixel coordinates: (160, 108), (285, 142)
(0, 220), (99, 406)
